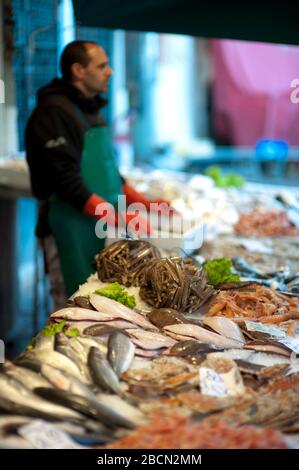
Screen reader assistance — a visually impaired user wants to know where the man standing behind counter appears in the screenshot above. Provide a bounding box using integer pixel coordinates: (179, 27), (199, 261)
(26, 40), (168, 306)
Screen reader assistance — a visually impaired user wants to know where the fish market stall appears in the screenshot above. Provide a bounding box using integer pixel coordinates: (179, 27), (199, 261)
(1, 231), (299, 449)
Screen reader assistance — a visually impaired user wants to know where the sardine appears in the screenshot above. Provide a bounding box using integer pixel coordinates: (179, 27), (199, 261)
(163, 324), (244, 349)
(88, 347), (122, 394)
(108, 332), (135, 376)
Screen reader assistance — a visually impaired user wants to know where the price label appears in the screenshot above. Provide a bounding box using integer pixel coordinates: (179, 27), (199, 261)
(199, 367), (228, 397)
(18, 420), (87, 449)
(245, 320), (286, 339)
(278, 337), (299, 354)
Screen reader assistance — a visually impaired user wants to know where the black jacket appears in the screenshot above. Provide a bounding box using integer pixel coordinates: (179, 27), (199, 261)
(25, 78), (122, 236)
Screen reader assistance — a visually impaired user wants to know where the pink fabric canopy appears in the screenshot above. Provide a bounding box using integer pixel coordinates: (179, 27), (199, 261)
(210, 39), (299, 145)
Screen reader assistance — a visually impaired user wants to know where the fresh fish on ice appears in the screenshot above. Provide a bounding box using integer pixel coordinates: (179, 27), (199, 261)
(108, 332), (135, 376)
(163, 324), (244, 349)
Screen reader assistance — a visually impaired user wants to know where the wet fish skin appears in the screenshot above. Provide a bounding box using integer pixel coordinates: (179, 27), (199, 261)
(0, 435), (34, 449)
(163, 324), (244, 349)
(83, 322), (134, 337)
(231, 258), (268, 279)
(135, 348), (162, 358)
(108, 332), (135, 376)
(34, 333), (55, 350)
(203, 317), (245, 343)
(16, 348), (83, 380)
(89, 295), (158, 331)
(34, 387), (105, 420)
(127, 329), (177, 350)
(95, 393), (146, 427)
(54, 333), (91, 383)
(40, 364), (89, 395)
(73, 296), (95, 310)
(244, 340), (292, 357)
(50, 307), (110, 322)
(88, 347), (122, 394)
(0, 415), (36, 437)
(76, 336), (108, 355)
(39, 364), (133, 428)
(2, 361), (52, 390)
(169, 340), (220, 356)
(146, 308), (188, 328)
(0, 373), (83, 421)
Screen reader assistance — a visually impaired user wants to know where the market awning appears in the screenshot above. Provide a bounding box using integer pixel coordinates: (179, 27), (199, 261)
(72, 0), (299, 46)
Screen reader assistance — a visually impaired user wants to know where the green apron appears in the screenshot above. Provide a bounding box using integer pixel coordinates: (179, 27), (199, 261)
(48, 127), (122, 296)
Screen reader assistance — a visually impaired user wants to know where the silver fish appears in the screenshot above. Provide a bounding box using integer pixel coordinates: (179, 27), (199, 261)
(245, 352), (291, 367)
(41, 364), (104, 408)
(0, 415), (35, 437)
(35, 387), (133, 431)
(34, 333), (55, 350)
(16, 348), (83, 380)
(108, 332), (135, 376)
(64, 320), (136, 334)
(89, 295), (158, 330)
(95, 393), (146, 427)
(55, 333), (91, 383)
(76, 336), (108, 355)
(33, 387), (97, 419)
(50, 307), (111, 321)
(127, 329), (177, 350)
(202, 317), (245, 343)
(0, 373), (83, 421)
(163, 324), (244, 349)
(0, 436), (34, 449)
(41, 365), (135, 429)
(244, 340), (292, 357)
(2, 361), (52, 391)
(88, 347), (122, 395)
(135, 348), (162, 358)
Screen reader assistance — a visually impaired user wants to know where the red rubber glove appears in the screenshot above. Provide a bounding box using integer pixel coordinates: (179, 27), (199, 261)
(123, 183), (177, 216)
(123, 183), (152, 210)
(83, 193), (152, 236)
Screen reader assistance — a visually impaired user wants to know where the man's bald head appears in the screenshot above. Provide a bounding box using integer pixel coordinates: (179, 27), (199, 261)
(60, 40), (112, 97)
